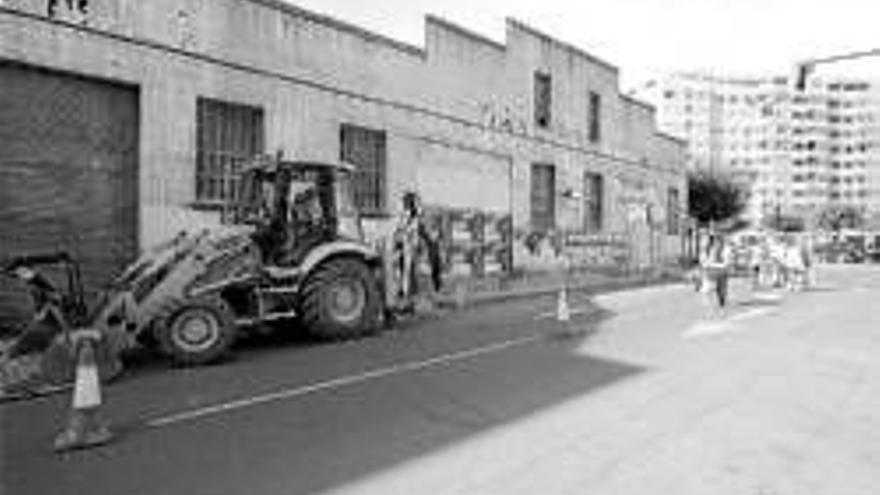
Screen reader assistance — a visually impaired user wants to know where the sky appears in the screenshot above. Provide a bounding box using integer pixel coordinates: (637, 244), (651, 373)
(287, 0), (880, 90)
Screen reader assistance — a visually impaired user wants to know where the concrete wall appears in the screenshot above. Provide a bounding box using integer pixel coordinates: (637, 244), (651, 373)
(0, 0), (687, 270)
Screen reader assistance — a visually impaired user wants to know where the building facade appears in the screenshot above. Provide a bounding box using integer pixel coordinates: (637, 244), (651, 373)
(635, 71), (880, 228)
(0, 0), (686, 323)
(822, 80), (880, 219)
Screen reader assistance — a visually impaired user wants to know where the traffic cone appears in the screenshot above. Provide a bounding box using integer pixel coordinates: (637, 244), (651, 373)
(556, 287), (570, 322)
(53, 338), (113, 453)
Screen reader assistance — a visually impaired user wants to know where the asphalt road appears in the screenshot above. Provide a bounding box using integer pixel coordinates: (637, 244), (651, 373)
(3, 265), (880, 495)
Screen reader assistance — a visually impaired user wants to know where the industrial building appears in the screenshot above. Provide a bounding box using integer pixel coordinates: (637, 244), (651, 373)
(0, 0), (687, 326)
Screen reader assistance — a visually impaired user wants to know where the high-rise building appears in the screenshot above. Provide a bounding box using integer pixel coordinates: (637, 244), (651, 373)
(634, 72), (880, 228)
(822, 80), (880, 220)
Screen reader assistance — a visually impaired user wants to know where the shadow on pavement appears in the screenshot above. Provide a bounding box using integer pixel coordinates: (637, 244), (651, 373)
(3, 299), (645, 495)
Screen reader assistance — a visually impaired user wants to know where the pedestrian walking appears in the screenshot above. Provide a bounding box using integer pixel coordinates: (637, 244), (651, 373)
(801, 238), (815, 288)
(768, 237), (786, 289)
(783, 237), (807, 292)
(748, 240), (764, 291)
(700, 234), (733, 317)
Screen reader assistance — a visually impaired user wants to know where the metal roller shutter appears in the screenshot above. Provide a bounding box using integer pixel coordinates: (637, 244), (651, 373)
(0, 64), (138, 331)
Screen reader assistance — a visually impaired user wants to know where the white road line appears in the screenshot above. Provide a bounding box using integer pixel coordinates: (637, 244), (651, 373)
(147, 333), (544, 428)
(682, 306), (774, 339)
(751, 292), (783, 302)
(728, 306), (774, 322)
(534, 307), (593, 320)
(683, 320), (730, 338)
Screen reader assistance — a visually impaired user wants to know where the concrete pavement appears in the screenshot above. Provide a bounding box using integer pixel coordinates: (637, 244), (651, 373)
(438, 265), (880, 495)
(3, 265), (880, 495)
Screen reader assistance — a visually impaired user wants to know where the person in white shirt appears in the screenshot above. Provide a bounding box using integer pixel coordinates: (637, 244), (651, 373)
(783, 237), (807, 292)
(802, 239), (815, 288)
(768, 238), (786, 288)
(700, 234), (734, 312)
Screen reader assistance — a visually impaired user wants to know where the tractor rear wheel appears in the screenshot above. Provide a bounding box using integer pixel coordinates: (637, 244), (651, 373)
(300, 258), (381, 340)
(156, 296), (237, 366)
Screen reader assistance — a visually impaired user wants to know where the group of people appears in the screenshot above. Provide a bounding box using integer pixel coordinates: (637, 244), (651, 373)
(695, 232), (814, 314)
(748, 236), (814, 292)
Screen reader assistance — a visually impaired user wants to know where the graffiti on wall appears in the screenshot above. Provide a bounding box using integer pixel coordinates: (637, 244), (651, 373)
(616, 175), (668, 228)
(478, 100), (527, 135)
(46, 0), (88, 22)
(174, 1), (205, 50)
(562, 232), (631, 267)
(423, 206), (513, 278)
(512, 228), (632, 270)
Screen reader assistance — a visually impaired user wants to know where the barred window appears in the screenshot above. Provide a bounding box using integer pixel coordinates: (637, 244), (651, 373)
(588, 91), (602, 143)
(534, 72), (552, 128)
(531, 163), (556, 232)
(195, 98), (264, 205)
(340, 124), (387, 216)
(584, 171), (604, 232)
(667, 187), (680, 235)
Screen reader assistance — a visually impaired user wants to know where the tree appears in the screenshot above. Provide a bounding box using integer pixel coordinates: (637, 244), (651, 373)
(817, 205), (864, 233)
(687, 170), (747, 228)
(763, 213), (805, 232)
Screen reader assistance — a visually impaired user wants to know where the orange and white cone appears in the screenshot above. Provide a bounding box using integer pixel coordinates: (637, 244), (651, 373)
(556, 287), (570, 322)
(53, 337), (113, 453)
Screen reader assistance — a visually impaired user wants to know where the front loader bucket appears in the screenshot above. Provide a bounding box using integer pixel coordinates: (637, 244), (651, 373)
(1, 329), (124, 402)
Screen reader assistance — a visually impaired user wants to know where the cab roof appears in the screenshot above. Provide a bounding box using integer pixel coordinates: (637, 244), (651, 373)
(243, 156), (356, 175)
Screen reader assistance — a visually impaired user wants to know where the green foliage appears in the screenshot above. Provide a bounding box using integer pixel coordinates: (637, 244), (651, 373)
(817, 205), (864, 232)
(763, 213), (805, 232)
(686, 171), (747, 227)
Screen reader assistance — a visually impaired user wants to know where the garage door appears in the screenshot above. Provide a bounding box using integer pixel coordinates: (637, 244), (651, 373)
(0, 64), (139, 331)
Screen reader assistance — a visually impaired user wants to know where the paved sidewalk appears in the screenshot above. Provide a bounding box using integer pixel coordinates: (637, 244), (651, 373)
(434, 265), (684, 309)
(445, 268), (880, 495)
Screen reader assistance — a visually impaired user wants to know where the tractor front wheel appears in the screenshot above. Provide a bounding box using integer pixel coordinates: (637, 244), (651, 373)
(300, 258), (381, 340)
(157, 296), (237, 366)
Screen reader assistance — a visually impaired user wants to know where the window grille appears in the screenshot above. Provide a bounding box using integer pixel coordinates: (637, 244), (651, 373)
(531, 163), (556, 232)
(340, 124), (387, 216)
(195, 98), (264, 205)
(534, 72), (552, 128)
(584, 171), (604, 232)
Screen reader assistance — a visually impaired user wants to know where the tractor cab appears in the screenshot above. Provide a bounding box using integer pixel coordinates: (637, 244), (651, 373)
(235, 158), (364, 266)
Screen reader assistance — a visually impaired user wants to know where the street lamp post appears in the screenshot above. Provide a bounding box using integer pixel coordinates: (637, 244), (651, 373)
(794, 48), (880, 90)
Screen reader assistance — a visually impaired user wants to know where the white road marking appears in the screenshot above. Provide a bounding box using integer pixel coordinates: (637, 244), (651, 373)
(683, 307), (774, 339)
(683, 320), (731, 338)
(147, 333), (544, 428)
(728, 306), (774, 322)
(534, 307), (593, 320)
(751, 292), (783, 302)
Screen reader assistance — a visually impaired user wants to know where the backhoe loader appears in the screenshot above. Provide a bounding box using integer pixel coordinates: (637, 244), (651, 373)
(3, 156), (400, 373)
